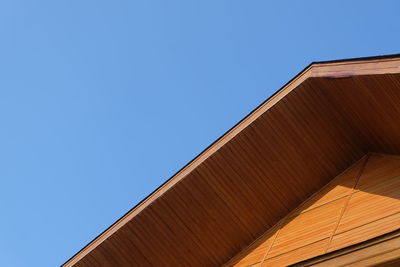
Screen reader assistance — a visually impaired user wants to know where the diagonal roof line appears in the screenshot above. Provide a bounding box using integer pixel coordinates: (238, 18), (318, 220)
(62, 53), (400, 267)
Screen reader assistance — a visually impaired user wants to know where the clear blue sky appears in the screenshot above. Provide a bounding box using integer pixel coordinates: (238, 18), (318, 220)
(0, 1), (399, 266)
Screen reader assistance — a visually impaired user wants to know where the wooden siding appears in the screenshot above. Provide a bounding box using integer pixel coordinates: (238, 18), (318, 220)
(292, 229), (400, 267)
(226, 154), (400, 267)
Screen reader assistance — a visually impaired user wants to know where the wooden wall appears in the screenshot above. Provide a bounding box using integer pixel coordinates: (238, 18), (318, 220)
(225, 153), (400, 267)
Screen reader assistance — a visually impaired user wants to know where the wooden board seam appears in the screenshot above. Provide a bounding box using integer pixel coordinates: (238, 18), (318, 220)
(292, 229), (400, 266)
(261, 220), (284, 263)
(324, 155), (369, 253)
(261, 238), (330, 265)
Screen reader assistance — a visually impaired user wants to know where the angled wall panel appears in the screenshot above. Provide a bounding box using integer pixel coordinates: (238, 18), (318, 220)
(226, 154), (400, 267)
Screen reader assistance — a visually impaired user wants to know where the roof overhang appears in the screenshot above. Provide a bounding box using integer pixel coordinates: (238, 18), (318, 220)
(64, 54), (400, 266)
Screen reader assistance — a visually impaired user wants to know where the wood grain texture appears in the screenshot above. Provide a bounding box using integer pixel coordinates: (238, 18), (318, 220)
(229, 230), (275, 267)
(297, 159), (362, 213)
(261, 239), (329, 267)
(268, 198), (346, 258)
(335, 155), (400, 235)
(328, 212), (400, 252)
(297, 230), (400, 267)
(225, 154), (400, 266)
(64, 56), (400, 267)
(356, 153), (400, 192)
(225, 158), (365, 266)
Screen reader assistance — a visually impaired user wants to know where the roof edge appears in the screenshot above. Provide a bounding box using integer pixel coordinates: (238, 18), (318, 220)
(312, 53), (400, 65)
(62, 53), (400, 267)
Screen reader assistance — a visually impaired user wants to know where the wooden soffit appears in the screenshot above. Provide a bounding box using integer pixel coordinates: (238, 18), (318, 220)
(64, 54), (400, 266)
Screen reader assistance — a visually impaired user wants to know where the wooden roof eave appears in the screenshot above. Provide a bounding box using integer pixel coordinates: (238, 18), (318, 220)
(63, 54), (400, 267)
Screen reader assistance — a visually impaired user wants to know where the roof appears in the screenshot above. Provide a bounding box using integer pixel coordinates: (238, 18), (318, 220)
(64, 54), (400, 266)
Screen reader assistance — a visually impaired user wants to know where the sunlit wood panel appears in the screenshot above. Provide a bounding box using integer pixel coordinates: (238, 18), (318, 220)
(225, 154), (400, 266)
(262, 239), (329, 267)
(268, 198), (345, 258)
